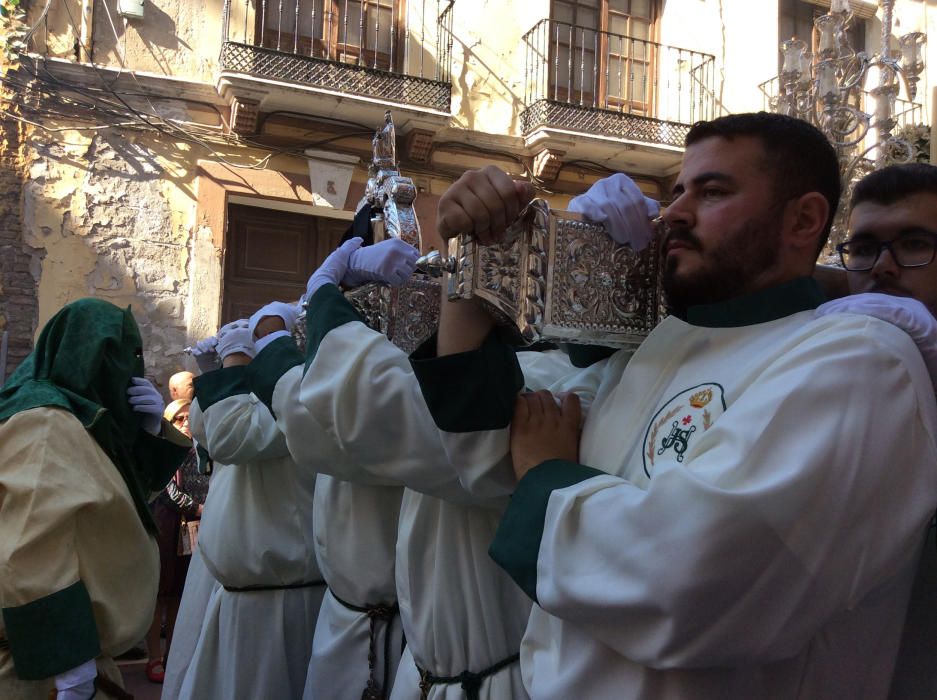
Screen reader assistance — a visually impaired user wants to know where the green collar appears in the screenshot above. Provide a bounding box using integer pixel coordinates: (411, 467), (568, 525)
(685, 276), (825, 328)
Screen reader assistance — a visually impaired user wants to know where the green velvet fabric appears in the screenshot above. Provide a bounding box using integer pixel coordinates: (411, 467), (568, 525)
(0, 298), (164, 534)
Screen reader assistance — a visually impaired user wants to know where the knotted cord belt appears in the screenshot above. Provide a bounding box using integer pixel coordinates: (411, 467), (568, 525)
(417, 652), (520, 700)
(222, 579), (326, 592)
(331, 590), (400, 700)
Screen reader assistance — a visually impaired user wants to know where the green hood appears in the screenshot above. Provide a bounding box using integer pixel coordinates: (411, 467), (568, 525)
(0, 298), (166, 534)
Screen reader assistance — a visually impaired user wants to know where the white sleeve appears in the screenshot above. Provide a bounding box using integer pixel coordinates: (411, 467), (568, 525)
(412, 339), (623, 500)
(281, 318), (507, 505)
(492, 321), (937, 667)
(191, 366), (289, 464)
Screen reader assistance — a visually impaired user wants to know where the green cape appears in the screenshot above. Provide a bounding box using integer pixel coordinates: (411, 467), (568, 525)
(0, 298), (170, 534)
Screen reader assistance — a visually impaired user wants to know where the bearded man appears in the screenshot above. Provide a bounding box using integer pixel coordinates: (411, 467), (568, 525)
(407, 112), (937, 699)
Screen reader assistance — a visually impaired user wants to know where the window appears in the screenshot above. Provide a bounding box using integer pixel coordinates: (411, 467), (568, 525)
(259, 0), (404, 72)
(550, 0), (660, 113)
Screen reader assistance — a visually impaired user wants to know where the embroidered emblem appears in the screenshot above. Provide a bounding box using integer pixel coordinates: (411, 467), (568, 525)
(658, 421), (696, 462)
(642, 383), (727, 477)
(689, 389), (713, 408)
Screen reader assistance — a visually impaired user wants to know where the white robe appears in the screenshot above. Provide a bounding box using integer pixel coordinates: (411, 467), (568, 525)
(255, 288), (579, 700)
(161, 547), (218, 700)
(169, 378), (323, 700)
(421, 285), (937, 699)
(303, 476), (405, 700)
(242, 335), (407, 700)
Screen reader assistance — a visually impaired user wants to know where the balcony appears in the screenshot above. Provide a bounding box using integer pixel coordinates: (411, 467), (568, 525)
(521, 19), (716, 151)
(218, 0), (454, 124)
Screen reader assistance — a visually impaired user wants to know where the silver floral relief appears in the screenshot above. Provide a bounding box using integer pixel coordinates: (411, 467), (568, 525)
(549, 220), (649, 332)
(345, 283), (390, 334)
(386, 278), (441, 354)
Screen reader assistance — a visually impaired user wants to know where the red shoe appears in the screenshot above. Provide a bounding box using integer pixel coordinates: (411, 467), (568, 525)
(145, 658), (165, 683)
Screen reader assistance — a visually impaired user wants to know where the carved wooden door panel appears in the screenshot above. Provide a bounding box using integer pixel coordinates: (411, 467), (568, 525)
(221, 203), (347, 324)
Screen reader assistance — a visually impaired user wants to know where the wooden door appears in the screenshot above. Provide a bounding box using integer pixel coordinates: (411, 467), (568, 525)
(221, 203), (347, 324)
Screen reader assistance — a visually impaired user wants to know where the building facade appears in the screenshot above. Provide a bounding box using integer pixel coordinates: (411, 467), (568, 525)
(0, 0), (933, 384)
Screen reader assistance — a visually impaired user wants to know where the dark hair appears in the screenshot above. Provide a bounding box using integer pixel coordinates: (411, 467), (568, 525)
(851, 163), (937, 209)
(686, 112), (841, 256)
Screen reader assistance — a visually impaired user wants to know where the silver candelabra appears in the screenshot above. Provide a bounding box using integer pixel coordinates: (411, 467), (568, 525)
(771, 0), (926, 246)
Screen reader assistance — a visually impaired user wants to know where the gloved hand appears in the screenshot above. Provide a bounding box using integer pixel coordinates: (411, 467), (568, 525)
(306, 237), (364, 300)
(55, 659), (97, 700)
(191, 336), (220, 374)
(127, 377), (164, 436)
(344, 237), (420, 288)
(216, 319), (255, 361)
(816, 293), (937, 391)
(248, 300), (301, 340)
(568, 173), (660, 252)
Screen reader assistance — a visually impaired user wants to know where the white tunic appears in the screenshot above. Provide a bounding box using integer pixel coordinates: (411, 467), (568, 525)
(244, 337), (406, 700)
(254, 285), (580, 700)
(169, 367), (323, 700)
(418, 280), (937, 700)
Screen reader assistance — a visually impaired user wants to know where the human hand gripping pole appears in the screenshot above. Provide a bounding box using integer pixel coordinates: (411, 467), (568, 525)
(190, 335), (220, 374)
(216, 319), (256, 361)
(568, 172), (660, 252)
(305, 236), (364, 300)
(436, 165), (536, 246)
(127, 377), (165, 436)
(344, 237), (420, 287)
(816, 292), (937, 391)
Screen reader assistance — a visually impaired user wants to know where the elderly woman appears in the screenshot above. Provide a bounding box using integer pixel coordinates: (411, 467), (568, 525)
(0, 298), (190, 700)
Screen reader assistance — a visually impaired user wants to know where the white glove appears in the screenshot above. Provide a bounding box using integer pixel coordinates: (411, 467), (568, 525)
(344, 238), (420, 288)
(306, 237), (364, 300)
(191, 336), (220, 374)
(55, 659), (97, 700)
(216, 319), (255, 361)
(127, 377), (164, 436)
(248, 300), (301, 340)
(568, 173), (660, 251)
(816, 293), (937, 391)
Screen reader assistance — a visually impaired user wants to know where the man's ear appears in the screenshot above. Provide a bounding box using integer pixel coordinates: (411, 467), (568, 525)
(783, 192), (830, 254)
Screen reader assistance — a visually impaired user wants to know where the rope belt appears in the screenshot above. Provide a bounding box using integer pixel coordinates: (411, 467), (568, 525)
(417, 652), (520, 700)
(331, 590), (400, 700)
(222, 579), (326, 593)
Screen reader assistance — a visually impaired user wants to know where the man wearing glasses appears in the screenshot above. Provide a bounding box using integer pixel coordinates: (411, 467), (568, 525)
(819, 162), (937, 700)
(835, 163), (937, 314)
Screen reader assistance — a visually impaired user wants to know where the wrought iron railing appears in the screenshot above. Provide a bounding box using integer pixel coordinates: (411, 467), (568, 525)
(521, 19), (715, 147)
(220, 0), (454, 112)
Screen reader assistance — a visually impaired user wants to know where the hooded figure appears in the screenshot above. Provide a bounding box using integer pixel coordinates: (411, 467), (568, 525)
(0, 298), (190, 700)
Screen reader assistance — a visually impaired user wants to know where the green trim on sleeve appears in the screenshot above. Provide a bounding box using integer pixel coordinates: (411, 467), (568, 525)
(564, 343), (617, 368)
(409, 330), (524, 432)
(135, 429), (192, 492)
(489, 459), (606, 602)
(305, 283), (367, 367)
(2, 580), (101, 680)
(246, 335), (304, 413)
(193, 365), (251, 411)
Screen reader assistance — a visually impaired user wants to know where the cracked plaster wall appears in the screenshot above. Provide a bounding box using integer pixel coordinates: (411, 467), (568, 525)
(19, 128), (206, 390)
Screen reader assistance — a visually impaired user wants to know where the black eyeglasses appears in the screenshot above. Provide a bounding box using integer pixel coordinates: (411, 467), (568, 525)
(836, 231), (937, 271)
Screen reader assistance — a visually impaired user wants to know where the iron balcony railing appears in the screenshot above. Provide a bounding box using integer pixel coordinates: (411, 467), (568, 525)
(220, 0), (454, 113)
(521, 18), (716, 148)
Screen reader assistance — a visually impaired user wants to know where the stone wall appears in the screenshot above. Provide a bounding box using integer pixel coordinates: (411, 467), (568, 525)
(19, 127), (197, 391)
(0, 119), (37, 382)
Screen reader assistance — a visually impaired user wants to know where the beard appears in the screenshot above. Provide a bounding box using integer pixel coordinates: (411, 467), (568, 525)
(662, 213), (782, 313)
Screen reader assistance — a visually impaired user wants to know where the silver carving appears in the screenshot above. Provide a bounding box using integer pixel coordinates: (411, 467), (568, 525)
(339, 110), (440, 353)
(418, 199), (664, 348)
